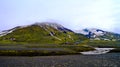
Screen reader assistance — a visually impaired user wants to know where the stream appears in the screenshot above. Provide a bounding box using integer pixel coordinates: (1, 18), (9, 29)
(80, 48), (115, 55)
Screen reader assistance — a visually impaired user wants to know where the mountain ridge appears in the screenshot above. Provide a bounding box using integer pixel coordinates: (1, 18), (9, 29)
(0, 22), (120, 45)
(0, 22), (87, 45)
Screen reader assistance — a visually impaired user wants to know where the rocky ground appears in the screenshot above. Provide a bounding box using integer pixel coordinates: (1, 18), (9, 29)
(0, 53), (120, 67)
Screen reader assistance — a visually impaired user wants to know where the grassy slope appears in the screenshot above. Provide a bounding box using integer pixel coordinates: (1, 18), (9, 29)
(95, 32), (120, 40)
(0, 45), (94, 56)
(0, 25), (87, 45)
(86, 40), (120, 48)
(0, 25), (94, 56)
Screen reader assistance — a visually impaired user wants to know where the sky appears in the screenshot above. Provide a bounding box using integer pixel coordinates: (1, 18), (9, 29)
(0, 0), (120, 33)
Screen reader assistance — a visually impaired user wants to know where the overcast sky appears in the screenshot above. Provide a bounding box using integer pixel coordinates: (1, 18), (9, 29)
(0, 0), (120, 33)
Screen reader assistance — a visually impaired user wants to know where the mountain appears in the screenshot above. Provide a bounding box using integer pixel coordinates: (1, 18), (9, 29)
(75, 28), (120, 41)
(0, 22), (87, 45)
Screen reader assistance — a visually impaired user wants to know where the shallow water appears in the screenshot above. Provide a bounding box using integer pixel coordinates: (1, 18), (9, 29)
(0, 53), (120, 67)
(81, 48), (115, 55)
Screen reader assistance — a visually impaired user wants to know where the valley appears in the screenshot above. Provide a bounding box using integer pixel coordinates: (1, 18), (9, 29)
(0, 22), (120, 56)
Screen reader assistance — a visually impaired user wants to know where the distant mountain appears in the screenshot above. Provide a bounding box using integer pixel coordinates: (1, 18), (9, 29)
(0, 22), (87, 45)
(75, 28), (120, 41)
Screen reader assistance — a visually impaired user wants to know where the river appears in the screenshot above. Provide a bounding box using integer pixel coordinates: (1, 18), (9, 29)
(0, 53), (120, 67)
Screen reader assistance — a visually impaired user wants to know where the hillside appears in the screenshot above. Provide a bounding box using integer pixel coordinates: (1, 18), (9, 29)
(75, 28), (120, 47)
(0, 22), (87, 45)
(0, 22), (120, 56)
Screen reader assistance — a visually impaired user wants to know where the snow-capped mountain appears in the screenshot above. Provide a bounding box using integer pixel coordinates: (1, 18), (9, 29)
(1, 22), (120, 42)
(75, 28), (120, 41)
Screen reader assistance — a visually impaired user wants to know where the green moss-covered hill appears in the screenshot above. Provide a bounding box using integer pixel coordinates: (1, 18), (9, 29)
(0, 22), (87, 45)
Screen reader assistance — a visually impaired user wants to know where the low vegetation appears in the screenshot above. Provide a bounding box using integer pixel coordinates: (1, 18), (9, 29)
(0, 50), (77, 56)
(0, 25), (87, 45)
(87, 40), (120, 48)
(0, 44), (94, 56)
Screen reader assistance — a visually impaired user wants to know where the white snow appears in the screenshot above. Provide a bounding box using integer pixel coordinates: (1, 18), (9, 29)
(0, 30), (14, 37)
(42, 26), (62, 41)
(75, 28), (105, 36)
(80, 48), (115, 55)
(0, 25), (29, 37)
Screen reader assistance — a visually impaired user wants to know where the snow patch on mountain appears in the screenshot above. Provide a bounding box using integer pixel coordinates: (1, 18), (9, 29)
(42, 26), (62, 41)
(0, 30), (13, 37)
(0, 25), (29, 37)
(75, 28), (105, 36)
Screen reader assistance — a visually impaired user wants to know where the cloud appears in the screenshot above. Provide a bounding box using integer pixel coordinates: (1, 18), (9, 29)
(69, 0), (116, 31)
(0, 0), (120, 33)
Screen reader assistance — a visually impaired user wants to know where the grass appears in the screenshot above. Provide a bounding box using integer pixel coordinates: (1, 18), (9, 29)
(25, 45), (95, 52)
(0, 24), (92, 56)
(0, 25), (87, 45)
(0, 50), (78, 56)
(87, 40), (120, 48)
(0, 44), (94, 56)
(0, 40), (120, 56)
